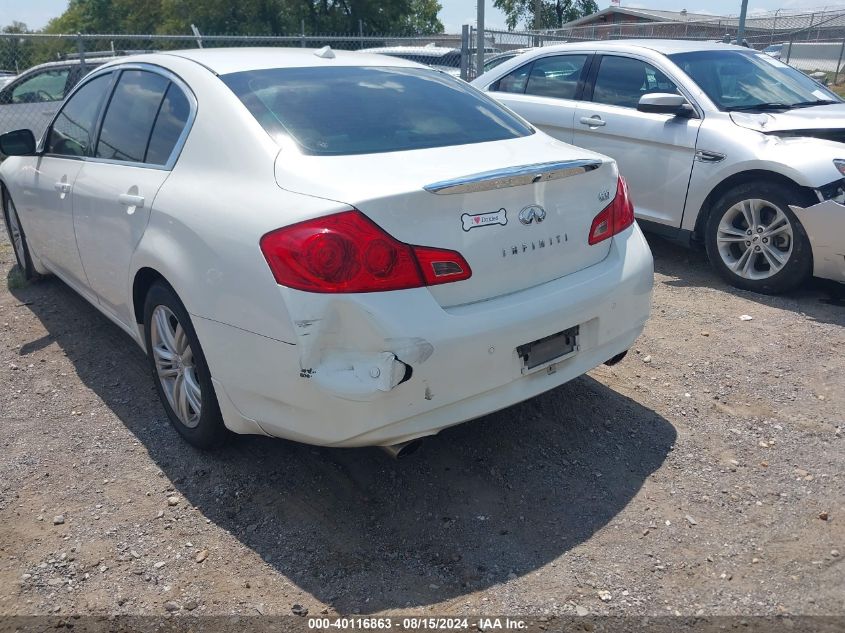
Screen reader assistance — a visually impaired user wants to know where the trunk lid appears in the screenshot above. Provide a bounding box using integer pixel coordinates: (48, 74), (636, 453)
(274, 134), (618, 307)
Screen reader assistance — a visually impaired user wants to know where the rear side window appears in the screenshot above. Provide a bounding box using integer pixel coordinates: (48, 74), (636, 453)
(222, 66), (532, 156)
(145, 84), (191, 165)
(47, 73), (113, 156)
(96, 70), (170, 163)
(491, 63), (532, 94)
(524, 55), (588, 100)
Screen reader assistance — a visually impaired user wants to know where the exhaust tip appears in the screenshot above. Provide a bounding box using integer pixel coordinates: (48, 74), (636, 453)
(379, 439), (423, 459)
(604, 350), (628, 366)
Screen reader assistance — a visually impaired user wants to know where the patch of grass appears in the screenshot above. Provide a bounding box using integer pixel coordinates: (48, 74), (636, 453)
(7, 265), (28, 290)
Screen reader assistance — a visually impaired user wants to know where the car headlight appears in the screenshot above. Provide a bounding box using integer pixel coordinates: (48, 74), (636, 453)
(834, 159), (845, 176)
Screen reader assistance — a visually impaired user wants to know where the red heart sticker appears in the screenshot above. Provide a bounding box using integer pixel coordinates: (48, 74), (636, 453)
(474, 217), (481, 224)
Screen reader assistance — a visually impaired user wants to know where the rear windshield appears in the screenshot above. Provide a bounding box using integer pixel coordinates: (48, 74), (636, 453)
(221, 66), (533, 156)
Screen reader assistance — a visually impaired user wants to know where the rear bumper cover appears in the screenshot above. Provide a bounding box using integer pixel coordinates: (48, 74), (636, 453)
(790, 200), (845, 282)
(194, 223), (654, 447)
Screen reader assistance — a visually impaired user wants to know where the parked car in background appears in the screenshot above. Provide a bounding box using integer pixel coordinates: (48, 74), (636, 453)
(0, 51), (152, 143)
(762, 43), (784, 59)
(0, 58), (109, 143)
(0, 71), (16, 89)
(0, 47), (653, 454)
(474, 40), (845, 293)
(482, 48), (530, 73)
(358, 45), (462, 76)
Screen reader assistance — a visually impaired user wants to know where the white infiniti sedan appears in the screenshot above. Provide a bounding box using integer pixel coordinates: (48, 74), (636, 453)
(0, 48), (653, 454)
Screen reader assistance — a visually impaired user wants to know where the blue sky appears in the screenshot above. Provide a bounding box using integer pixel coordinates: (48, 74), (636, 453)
(2, 0), (845, 32)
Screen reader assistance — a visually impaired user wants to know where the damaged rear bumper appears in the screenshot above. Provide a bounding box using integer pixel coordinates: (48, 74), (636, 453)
(193, 224), (654, 447)
(791, 199), (845, 283)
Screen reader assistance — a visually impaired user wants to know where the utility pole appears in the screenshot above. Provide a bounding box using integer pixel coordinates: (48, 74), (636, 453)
(476, 0), (484, 78)
(737, 0), (749, 44)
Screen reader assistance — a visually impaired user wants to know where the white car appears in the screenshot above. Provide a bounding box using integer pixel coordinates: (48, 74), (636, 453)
(0, 48), (653, 454)
(0, 58), (113, 142)
(358, 45), (462, 77)
(473, 40), (845, 293)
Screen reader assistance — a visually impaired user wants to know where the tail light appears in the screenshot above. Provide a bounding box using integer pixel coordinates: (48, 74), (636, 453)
(260, 209), (472, 293)
(588, 176), (635, 245)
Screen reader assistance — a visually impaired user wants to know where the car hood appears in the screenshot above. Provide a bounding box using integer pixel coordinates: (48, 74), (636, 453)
(731, 103), (845, 136)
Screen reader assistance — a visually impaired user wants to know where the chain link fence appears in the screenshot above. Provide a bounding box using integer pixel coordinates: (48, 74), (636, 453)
(3, 9), (845, 145)
(0, 31), (466, 142)
(462, 9), (845, 81)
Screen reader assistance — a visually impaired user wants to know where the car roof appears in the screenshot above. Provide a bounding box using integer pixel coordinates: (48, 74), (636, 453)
(148, 47), (425, 75)
(359, 46), (459, 56)
(531, 39), (750, 56)
(12, 56), (129, 75)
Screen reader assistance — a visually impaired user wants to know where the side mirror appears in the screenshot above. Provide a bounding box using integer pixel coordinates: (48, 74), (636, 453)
(0, 129), (37, 156)
(638, 93), (695, 117)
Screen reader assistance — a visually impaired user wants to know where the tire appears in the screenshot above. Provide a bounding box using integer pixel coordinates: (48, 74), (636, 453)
(704, 182), (813, 294)
(2, 190), (37, 280)
(143, 281), (229, 449)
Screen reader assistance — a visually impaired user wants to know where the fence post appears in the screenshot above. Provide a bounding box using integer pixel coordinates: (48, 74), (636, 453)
(786, 37), (793, 63)
(300, 19), (306, 48)
(460, 24), (470, 81)
(76, 33), (86, 73)
(836, 37), (845, 84)
(358, 19), (364, 49)
(190, 24), (203, 48)
(476, 1), (484, 79)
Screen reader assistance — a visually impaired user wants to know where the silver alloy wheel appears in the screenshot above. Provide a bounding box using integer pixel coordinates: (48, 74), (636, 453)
(716, 198), (794, 280)
(150, 305), (202, 428)
(7, 200), (26, 268)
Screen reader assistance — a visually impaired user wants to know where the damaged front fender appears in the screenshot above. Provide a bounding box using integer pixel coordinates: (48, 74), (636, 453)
(790, 199), (845, 283)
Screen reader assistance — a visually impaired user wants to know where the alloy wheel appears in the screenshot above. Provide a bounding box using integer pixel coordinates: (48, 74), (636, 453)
(150, 305), (202, 428)
(715, 198), (794, 281)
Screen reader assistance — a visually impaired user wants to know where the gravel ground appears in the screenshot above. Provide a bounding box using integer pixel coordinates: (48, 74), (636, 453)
(0, 220), (843, 619)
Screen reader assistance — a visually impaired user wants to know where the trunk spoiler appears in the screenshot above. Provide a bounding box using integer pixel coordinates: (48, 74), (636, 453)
(423, 159), (603, 195)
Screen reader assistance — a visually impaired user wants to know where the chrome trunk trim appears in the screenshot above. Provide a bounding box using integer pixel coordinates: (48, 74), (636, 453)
(423, 159), (603, 195)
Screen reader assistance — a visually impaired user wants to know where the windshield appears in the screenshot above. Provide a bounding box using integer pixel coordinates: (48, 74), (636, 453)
(668, 49), (840, 111)
(222, 66), (532, 156)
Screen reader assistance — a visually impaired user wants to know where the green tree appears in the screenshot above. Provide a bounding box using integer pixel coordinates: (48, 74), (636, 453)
(0, 22), (34, 73)
(494, 0), (598, 30)
(35, 0), (443, 35)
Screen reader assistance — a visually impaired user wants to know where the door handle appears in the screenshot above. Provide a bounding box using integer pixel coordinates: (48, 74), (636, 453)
(42, 110), (54, 117)
(118, 193), (145, 208)
(579, 115), (606, 127)
(54, 182), (72, 194)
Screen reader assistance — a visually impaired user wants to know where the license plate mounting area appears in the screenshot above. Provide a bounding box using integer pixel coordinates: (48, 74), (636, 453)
(517, 325), (580, 374)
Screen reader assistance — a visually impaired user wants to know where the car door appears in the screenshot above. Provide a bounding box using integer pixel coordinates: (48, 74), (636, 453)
(487, 53), (592, 144)
(15, 71), (115, 292)
(0, 65), (73, 140)
(573, 54), (702, 227)
(73, 67), (193, 328)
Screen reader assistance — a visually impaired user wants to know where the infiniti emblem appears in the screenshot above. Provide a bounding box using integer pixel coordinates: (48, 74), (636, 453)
(518, 205), (546, 225)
